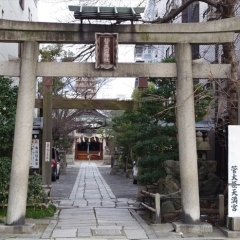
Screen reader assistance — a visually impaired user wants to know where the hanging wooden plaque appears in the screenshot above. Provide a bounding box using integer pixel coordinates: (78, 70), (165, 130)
(95, 33), (118, 69)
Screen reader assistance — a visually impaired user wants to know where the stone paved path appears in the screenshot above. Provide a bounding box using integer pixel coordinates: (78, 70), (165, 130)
(0, 162), (232, 240)
(42, 162), (157, 239)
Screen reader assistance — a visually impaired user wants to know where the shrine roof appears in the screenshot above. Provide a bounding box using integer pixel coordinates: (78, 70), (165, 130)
(68, 5), (145, 22)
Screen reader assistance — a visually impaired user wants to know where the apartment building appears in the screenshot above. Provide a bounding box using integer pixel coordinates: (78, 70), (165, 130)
(0, 0), (39, 61)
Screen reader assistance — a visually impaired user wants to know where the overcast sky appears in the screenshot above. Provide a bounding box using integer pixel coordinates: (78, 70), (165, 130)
(38, 1), (137, 100)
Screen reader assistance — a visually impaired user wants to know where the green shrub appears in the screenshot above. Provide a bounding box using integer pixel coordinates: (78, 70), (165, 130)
(28, 173), (47, 208)
(0, 77), (18, 158)
(0, 204), (56, 219)
(26, 204), (56, 219)
(0, 157), (11, 206)
(0, 157), (47, 208)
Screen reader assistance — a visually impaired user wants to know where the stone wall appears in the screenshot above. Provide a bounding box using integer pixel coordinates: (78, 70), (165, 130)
(160, 160), (223, 213)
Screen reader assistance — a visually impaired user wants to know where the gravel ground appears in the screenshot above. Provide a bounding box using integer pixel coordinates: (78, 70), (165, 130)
(98, 165), (138, 199)
(51, 164), (80, 200)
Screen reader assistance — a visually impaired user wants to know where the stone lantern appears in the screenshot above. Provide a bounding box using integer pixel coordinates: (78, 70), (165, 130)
(196, 131), (211, 160)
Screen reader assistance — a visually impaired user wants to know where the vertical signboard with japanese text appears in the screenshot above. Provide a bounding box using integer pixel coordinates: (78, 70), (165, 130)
(228, 126), (240, 217)
(45, 142), (51, 162)
(30, 138), (40, 168)
(95, 33), (118, 69)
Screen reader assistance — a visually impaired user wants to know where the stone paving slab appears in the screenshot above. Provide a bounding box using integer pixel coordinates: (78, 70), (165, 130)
(124, 228), (148, 239)
(95, 209), (132, 215)
(101, 199), (117, 203)
(73, 200), (87, 203)
(101, 203), (116, 207)
(59, 210), (95, 215)
(75, 194), (84, 198)
(60, 224), (96, 228)
(41, 219), (58, 239)
(77, 227), (92, 237)
(58, 219), (97, 223)
(115, 222), (142, 227)
(98, 222), (118, 226)
(85, 194), (102, 198)
(59, 215), (96, 220)
(51, 229), (77, 238)
(2, 239), (52, 240)
(57, 221), (97, 226)
(5, 162), (231, 240)
(59, 200), (74, 206)
(93, 229), (123, 236)
(73, 203), (88, 207)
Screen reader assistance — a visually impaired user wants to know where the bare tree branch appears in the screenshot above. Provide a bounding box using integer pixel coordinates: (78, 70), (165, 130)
(144, 0), (219, 23)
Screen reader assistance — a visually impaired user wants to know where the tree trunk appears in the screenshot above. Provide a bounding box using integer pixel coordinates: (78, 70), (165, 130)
(222, 42), (239, 125)
(221, 0), (239, 125)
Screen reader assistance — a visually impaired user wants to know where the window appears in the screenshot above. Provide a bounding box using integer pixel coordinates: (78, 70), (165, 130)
(19, 0), (24, 10)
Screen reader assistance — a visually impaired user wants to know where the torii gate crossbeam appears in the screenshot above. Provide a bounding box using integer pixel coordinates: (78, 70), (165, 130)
(0, 17), (239, 233)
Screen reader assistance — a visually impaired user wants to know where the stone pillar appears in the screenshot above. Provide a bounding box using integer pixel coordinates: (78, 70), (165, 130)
(59, 150), (66, 174)
(7, 41), (39, 225)
(175, 43), (200, 224)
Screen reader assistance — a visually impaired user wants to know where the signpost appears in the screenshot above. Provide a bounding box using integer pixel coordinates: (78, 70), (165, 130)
(45, 142), (51, 162)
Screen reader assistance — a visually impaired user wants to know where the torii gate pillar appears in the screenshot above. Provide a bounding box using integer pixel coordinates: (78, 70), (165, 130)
(6, 41), (38, 226)
(173, 43), (212, 232)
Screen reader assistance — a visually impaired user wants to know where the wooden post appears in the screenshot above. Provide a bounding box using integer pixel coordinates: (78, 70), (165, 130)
(155, 193), (161, 223)
(42, 77), (53, 185)
(148, 195), (152, 219)
(219, 194), (224, 226)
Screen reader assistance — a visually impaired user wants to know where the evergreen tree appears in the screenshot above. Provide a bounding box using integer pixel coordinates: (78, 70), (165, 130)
(0, 77), (18, 157)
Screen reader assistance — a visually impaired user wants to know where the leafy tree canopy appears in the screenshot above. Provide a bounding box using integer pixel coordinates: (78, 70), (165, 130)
(0, 77), (18, 157)
(112, 57), (214, 184)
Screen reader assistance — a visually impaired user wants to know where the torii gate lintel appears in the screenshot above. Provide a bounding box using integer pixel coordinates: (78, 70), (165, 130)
(1, 17), (239, 232)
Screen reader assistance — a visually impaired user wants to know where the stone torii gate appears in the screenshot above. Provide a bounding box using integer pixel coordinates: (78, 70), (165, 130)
(0, 17), (240, 233)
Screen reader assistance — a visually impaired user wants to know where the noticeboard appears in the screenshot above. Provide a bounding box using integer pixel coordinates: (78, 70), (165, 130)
(30, 138), (40, 168)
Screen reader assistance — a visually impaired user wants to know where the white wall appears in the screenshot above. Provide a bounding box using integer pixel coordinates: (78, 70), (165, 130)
(199, 2), (208, 22)
(0, 0), (38, 61)
(156, 0), (167, 18)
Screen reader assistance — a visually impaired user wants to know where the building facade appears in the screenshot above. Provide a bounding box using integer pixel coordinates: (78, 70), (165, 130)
(0, 0), (39, 61)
